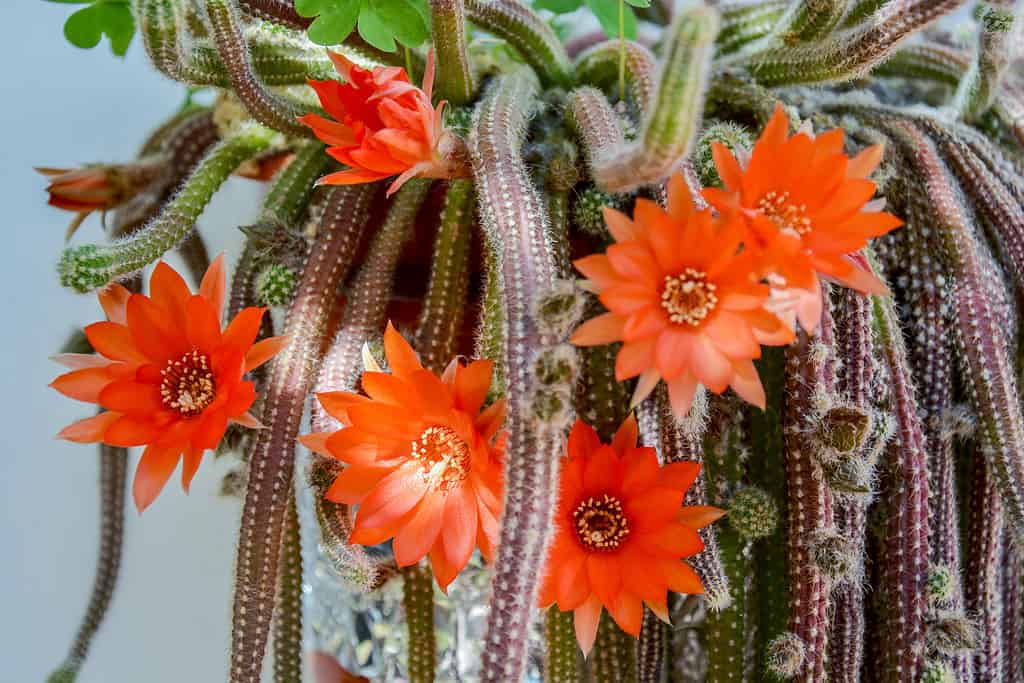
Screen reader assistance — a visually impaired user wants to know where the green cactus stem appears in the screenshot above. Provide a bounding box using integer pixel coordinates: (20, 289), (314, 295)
(717, 0), (787, 55)
(402, 563), (437, 683)
(872, 43), (968, 88)
(46, 442), (127, 683)
(545, 608), (579, 683)
(272, 494), (303, 683)
(954, 1), (1020, 121)
(430, 0), (476, 105)
(229, 186), (375, 683)
(59, 126), (275, 292)
(592, 614), (638, 683)
(573, 39), (657, 110)
(637, 609), (666, 683)
(465, 0), (573, 87)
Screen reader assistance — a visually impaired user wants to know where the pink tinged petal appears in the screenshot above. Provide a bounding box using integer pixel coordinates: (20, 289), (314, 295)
(317, 168), (392, 186)
(690, 335), (733, 392)
(571, 312), (626, 346)
(355, 464), (430, 529)
(199, 253), (226, 316)
(298, 432), (333, 457)
(133, 443), (182, 512)
(702, 313), (760, 359)
(630, 369), (661, 409)
(831, 259), (890, 297)
(847, 144), (884, 179)
(185, 296), (222, 354)
(574, 595), (604, 657)
(386, 163), (430, 196)
(422, 49), (436, 99)
(57, 411), (120, 443)
(51, 353), (112, 370)
(573, 254), (619, 291)
(245, 336), (289, 372)
(623, 307), (667, 341)
(667, 373), (699, 417)
(232, 411), (263, 429)
(383, 322), (422, 377)
(654, 329), (693, 381)
(98, 283), (132, 324)
(730, 359), (766, 409)
(615, 339), (655, 381)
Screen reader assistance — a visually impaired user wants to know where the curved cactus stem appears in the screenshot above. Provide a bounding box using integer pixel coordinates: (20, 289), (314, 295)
(872, 279), (931, 682)
(954, 0), (1021, 121)
(545, 608), (579, 683)
(468, 72), (567, 683)
(176, 231), (212, 287)
(573, 40), (657, 110)
(717, 0), (787, 55)
(205, 0), (313, 137)
(46, 442), (128, 683)
(637, 609), (666, 683)
(741, 0), (971, 85)
(58, 126), (276, 292)
(464, 0), (572, 87)
(964, 453), (1005, 680)
(402, 563), (437, 683)
(229, 185), (375, 683)
(272, 494), (303, 683)
(872, 42), (968, 87)
(566, 87), (626, 193)
(430, 0), (476, 105)
(413, 180), (475, 372)
(584, 5), (718, 192)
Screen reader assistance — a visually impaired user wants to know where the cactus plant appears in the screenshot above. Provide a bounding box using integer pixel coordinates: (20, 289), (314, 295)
(38, 1), (1024, 682)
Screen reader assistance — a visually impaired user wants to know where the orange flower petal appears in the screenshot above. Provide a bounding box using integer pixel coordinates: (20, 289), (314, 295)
(133, 443), (182, 512)
(440, 484), (478, 579)
(610, 413), (638, 456)
(57, 411), (120, 443)
(659, 460), (701, 493)
(730, 359), (766, 409)
(181, 446), (203, 493)
(661, 559), (704, 594)
(98, 283), (132, 325)
(393, 493), (445, 567)
(149, 261), (192, 329)
(355, 464), (429, 530)
(85, 322), (147, 363)
(99, 380), (163, 416)
(607, 591), (643, 636)
(678, 505), (727, 529)
(316, 391), (372, 425)
(298, 432), (333, 456)
(666, 373), (699, 417)
(245, 336), (288, 372)
(567, 419), (601, 460)
(383, 321), (422, 378)
(454, 359), (492, 416)
(571, 312), (626, 347)
(105, 415), (160, 446)
(51, 367), (116, 403)
(126, 294), (184, 362)
(185, 296), (223, 354)
(222, 307), (266, 352)
(586, 553), (622, 606)
(325, 464), (393, 504)
(199, 253), (226, 316)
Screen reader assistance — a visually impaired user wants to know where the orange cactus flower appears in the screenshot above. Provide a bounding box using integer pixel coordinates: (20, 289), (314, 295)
(51, 256), (287, 512)
(299, 324), (505, 591)
(570, 173), (794, 417)
(299, 51), (467, 196)
(539, 417), (723, 655)
(702, 104), (902, 332)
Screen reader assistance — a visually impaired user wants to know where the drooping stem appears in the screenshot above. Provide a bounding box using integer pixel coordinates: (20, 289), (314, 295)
(46, 442), (127, 683)
(272, 494), (303, 683)
(464, 0), (573, 87)
(430, 0), (476, 105)
(229, 185), (375, 683)
(59, 126), (275, 292)
(954, 0), (1020, 121)
(964, 453), (1005, 680)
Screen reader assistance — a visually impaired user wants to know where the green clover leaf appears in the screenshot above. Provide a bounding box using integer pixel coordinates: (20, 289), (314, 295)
(45, 0), (135, 57)
(584, 0), (637, 41)
(296, 0), (429, 52)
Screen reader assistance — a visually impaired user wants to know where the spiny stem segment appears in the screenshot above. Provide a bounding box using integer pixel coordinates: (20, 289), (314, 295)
(465, 0), (573, 87)
(402, 564), (437, 683)
(955, 0), (1020, 121)
(47, 442), (128, 683)
(229, 186), (375, 683)
(272, 494), (303, 683)
(430, 0), (476, 105)
(59, 126), (275, 293)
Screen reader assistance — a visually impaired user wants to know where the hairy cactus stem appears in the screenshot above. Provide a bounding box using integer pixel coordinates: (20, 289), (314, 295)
(842, 0), (887, 27)
(135, 0), (206, 83)
(402, 563), (437, 683)
(585, 5), (718, 192)
(188, 40), (337, 88)
(716, 0), (788, 55)
(872, 276), (932, 682)
(430, 0), (476, 105)
(872, 42), (968, 88)
(782, 304), (836, 681)
(954, 0), (1020, 121)
(593, 614), (639, 682)
(205, 0), (313, 137)
(464, 0), (573, 87)
(888, 120), (1024, 536)
(46, 441), (128, 683)
(637, 609), (666, 683)
(468, 72), (565, 683)
(573, 40), (657, 111)
(544, 608), (579, 683)
(59, 126), (276, 293)
(1001, 534), (1022, 676)
(743, 0), (971, 86)
(412, 180), (475, 372)
(963, 453), (1005, 680)
(566, 87), (626, 192)
(228, 185), (375, 683)
(272, 494), (302, 683)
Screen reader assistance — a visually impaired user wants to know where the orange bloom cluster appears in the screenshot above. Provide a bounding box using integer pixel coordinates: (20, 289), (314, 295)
(539, 417), (723, 654)
(300, 324), (505, 591)
(300, 51), (465, 195)
(51, 257), (286, 512)
(573, 105), (900, 416)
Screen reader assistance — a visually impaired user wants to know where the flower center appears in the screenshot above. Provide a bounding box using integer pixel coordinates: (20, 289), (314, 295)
(661, 269), (718, 326)
(758, 191), (812, 235)
(160, 350), (216, 417)
(411, 426), (471, 491)
(573, 494), (630, 552)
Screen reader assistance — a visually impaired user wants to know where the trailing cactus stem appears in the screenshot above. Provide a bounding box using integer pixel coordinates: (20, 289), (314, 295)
(964, 454), (1005, 680)
(272, 494), (302, 683)
(717, 0), (787, 55)
(430, 0), (475, 104)
(403, 563), (437, 683)
(229, 186), (375, 683)
(59, 126), (275, 292)
(261, 141), (328, 225)
(464, 0), (572, 87)
(954, 1), (1020, 121)
(589, 5), (718, 192)
(573, 40), (657, 111)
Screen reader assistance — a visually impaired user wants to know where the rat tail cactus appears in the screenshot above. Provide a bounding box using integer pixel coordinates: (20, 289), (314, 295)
(38, 0), (1024, 680)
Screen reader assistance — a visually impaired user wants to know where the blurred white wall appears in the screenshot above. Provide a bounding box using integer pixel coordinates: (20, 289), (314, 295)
(1, 4), (264, 682)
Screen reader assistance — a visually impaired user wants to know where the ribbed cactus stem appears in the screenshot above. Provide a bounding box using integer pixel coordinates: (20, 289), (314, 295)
(777, 0), (848, 42)
(964, 454), (1005, 680)
(891, 121), (1024, 535)
(260, 141), (328, 224)
(58, 126), (275, 292)
(587, 5), (718, 192)
(229, 186), (375, 683)
(188, 41), (336, 88)
(1001, 535), (1021, 675)
(545, 609), (579, 683)
(782, 321), (835, 681)
(46, 442), (127, 683)
(464, 0), (572, 87)
(872, 43), (968, 87)
(468, 73), (565, 683)
(135, 0), (198, 82)
(402, 564), (437, 683)
(746, 0), (970, 85)
(717, 0), (787, 55)
(566, 87), (626, 192)
(205, 0), (312, 137)
(272, 494), (303, 683)
(842, 0), (887, 26)
(873, 285), (931, 682)
(637, 609), (666, 683)
(593, 615), (638, 683)
(413, 180), (475, 372)
(954, 0), (1020, 121)
(573, 40), (657, 110)
(237, 0), (309, 27)
(430, 0), (475, 105)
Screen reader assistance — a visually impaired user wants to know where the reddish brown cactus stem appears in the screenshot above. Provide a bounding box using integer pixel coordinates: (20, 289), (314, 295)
(468, 73), (564, 683)
(229, 185), (375, 683)
(873, 284), (931, 682)
(566, 87), (626, 192)
(964, 454), (1005, 681)
(1002, 534), (1022, 681)
(782, 315), (835, 681)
